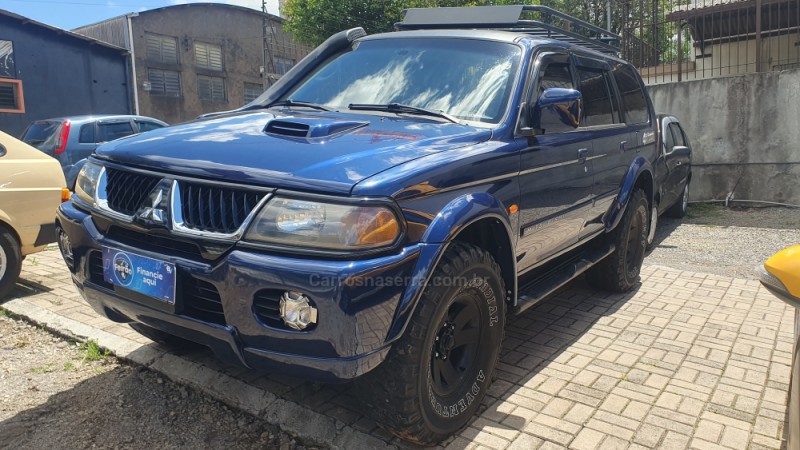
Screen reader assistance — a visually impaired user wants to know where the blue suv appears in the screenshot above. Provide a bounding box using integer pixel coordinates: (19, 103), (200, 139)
(57, 6), (664, 444)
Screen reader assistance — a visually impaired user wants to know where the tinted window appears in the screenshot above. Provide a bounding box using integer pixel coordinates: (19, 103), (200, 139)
(669, 123), (685, 146)
(613, 64), (648, 124)
(577, 68), (615, 126)
(79, 124), (95, 143)
(539, 63), (573, 91)
(135, 121), (164, 133)
(286, 39), (521, 124)
(97, 122), (134, 143)
(22, 121), (60, 150)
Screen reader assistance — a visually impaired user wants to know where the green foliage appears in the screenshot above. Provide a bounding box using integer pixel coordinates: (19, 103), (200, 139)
(283, 0), (539, 47)
(80, 340), (111, 362)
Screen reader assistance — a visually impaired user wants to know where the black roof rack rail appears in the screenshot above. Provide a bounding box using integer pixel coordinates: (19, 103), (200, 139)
(395, 5), (621, 56)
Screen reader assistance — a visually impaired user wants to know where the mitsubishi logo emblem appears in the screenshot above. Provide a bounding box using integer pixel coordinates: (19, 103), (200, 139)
(137, 189), (166, 225)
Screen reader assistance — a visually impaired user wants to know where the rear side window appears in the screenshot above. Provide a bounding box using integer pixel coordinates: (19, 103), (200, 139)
(79, 124), (95, 143)
(97, 122), (135, 143)
(576, 67), (616, 126)
(22, 121), (60, 150)
(613, 64), (648, 124)
(135, 120), (164, 133)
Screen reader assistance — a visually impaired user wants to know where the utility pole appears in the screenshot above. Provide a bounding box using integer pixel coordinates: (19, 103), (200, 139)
(606, 0), (612, 32)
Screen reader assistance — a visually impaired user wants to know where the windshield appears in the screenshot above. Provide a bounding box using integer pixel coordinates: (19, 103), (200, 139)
(22, 121), (60, 150)
(284, 38), (522, 124)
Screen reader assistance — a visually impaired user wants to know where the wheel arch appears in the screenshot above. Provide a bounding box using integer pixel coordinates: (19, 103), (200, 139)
(385, 192), (517, 343)
(605, 156), (654, 231)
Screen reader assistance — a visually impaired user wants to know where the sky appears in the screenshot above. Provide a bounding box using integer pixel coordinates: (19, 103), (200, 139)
(3, 0), (280, 30)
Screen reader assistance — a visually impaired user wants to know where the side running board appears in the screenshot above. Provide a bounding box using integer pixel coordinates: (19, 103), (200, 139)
(515, 243), (615, 314)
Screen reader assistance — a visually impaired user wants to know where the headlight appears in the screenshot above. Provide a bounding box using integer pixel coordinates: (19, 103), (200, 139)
(74, 162), (103, 205)
(244, 197), (401, 250)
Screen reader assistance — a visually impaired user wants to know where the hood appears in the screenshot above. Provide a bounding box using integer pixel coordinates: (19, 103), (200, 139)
(95, 110), (491, 194)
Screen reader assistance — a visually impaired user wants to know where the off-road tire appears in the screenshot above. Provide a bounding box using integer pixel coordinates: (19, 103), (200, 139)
(129, 323), (200, 350)
(586, 189), (648, 292)
(357, 242), (506, 445)
(666, 182), (689, 218)
(0, 230), (22, 300)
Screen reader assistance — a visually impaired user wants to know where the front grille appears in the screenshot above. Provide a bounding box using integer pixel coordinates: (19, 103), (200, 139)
(87, 251), (113, 289)
(105, 168), (161, 216)
(182, 277), (225, 325)
(178, 181), (264, 234)
(253, 289), (286, 329)
(107, 226), (203, 260)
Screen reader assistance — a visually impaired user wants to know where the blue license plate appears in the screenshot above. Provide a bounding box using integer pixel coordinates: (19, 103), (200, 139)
(103, 247), (176, 304)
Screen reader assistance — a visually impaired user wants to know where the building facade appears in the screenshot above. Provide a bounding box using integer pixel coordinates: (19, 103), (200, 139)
(75, 3), (310, 125)
(0, 10), (132, 137)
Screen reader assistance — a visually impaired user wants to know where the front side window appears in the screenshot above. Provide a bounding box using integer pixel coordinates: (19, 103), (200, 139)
(195, 42), (223, 71)
(539, 63), (574, 91)
(198, 75), (225, 101)
(135, 120), (164, 133)
(148, 69), (181, 97)
(577, 67), (616, 127)
(146, 34), (178, 64)
(284, 38), (522, 124)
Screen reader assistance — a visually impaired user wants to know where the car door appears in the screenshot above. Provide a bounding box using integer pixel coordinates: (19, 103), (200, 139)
(663, 121), (692, 209)
(516, 51), (595, 272)
(573, 55), (631, 238)
(75, 122), (100, 162)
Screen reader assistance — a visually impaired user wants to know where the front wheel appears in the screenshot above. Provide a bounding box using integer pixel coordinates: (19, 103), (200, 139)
(587, 189), (648, 292)
(358, 242), (506, 445)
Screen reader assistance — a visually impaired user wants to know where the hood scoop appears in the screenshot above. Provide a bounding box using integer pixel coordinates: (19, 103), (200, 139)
(264, 117), (368, 139)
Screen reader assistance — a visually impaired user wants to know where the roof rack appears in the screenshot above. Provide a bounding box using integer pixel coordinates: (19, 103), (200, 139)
(396, 5), (621, 55)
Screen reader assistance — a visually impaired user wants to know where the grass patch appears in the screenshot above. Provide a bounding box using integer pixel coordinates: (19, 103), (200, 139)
(0, 308), (7, 318)
(687, 202), (724, 220)
(30, 363), (56, 374)
(63, 361), (76, 371)
(79, 340), (111, 362)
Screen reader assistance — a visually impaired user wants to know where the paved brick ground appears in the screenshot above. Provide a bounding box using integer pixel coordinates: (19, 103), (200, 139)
(6, 247), (795, 449)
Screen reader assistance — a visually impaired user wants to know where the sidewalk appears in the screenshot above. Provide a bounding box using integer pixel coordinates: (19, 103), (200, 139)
(3, 247), (794, 449)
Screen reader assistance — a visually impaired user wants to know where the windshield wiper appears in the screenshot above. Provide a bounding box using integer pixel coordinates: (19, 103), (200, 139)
(268, 99), (333, 111)
(348, 103), (460, 124)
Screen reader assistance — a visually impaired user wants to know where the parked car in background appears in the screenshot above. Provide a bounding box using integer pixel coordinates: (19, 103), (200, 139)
(21, 115), (168, 189)
(648, 114), (693, 246)
(0, 131), (68, 299)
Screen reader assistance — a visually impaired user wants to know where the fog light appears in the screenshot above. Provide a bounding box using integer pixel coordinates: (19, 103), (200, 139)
(56, 226), (74, 269)
(279, 291), (318, 330)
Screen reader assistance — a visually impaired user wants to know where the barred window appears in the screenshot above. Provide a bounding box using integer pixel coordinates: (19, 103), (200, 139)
(198, 75), (225, 101)
(0, 78), (24, 113)
(194, 42), (223, 71)
(274, 57), (295, 75)
(146, 34), (178, 64)
(148, 69), (181, 97)
(244, 83), (262, 103)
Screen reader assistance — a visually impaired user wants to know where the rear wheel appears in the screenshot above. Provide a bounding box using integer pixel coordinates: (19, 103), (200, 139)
(0, 230), (22, 300)
(666, 182), (689, 218)
(358, 242), (506, 445)
(587, 189), (648, 292)
(646, 204), (658, 248)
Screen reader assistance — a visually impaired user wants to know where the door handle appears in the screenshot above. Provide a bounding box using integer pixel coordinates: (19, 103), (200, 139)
(577, 148), (589, 162)
(620, 140), (628, 152)
(676, 161), (682, 166)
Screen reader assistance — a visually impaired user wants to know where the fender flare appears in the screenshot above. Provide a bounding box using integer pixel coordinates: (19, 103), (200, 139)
(384, 192), (515, 342)
(605, 155), (654, 231)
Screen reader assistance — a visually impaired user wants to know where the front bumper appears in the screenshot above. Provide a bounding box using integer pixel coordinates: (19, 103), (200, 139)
(57, 201), (426, 382)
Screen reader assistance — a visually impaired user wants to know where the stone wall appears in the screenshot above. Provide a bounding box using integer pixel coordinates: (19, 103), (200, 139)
(648, 70), (800, 205)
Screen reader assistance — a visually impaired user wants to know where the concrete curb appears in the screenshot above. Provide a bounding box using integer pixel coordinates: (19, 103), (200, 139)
(2, 297), (394, 450)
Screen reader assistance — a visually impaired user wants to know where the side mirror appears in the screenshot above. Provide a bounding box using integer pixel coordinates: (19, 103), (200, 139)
(532, 88), (582, 134)
(760, 245), (800, 309)
(667, 145), (690, 158)
(0, 144), (6, 157)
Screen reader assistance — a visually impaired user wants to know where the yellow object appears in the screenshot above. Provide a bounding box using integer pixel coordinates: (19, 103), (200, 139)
(357, 210), (400, 246)
(765, 245), (800, 298)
